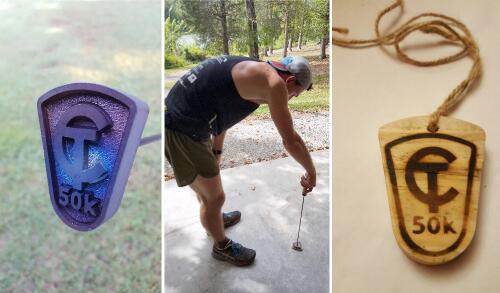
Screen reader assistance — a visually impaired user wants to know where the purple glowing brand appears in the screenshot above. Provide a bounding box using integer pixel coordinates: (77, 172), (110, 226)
(38, 83), (149, 231)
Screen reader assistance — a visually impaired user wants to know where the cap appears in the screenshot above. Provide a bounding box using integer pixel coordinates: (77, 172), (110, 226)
(268, 56), (313, 90)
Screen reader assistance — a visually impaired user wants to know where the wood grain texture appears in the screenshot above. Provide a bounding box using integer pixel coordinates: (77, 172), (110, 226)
(379, 116), (485, 265)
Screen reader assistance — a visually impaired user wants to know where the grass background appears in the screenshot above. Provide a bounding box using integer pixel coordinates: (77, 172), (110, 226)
(0, 1), (161, 292)
(257, 45), (330, 116)
(164, 44), (330, 117)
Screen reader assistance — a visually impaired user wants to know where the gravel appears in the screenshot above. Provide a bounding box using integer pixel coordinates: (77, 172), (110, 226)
(165, 111), (330, 179)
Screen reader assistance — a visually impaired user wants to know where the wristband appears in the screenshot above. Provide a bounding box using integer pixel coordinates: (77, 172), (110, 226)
(212, 149), (222, 155)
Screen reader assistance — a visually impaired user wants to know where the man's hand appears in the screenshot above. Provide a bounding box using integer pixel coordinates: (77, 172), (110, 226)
(212, 131), (226, 168)
(301, 171), (316, 195)
(215, 154), (222, 166)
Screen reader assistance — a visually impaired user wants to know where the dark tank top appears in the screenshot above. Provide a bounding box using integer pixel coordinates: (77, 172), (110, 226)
(165, 56), (260, 141)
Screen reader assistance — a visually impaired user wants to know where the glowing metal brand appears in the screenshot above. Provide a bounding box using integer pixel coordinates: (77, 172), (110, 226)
(38, 83), (148, 231)
(53, 103), (111, 190)
(53, 103), (112, 218)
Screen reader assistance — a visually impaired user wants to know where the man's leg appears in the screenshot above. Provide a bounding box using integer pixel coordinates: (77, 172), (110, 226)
(194, 192), (209, 232)
(190, 173), (256, 266)
(190, 174), (225, 242)
(195, 192), (241, 233)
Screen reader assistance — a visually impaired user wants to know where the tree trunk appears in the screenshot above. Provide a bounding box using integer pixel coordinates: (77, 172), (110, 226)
(220, 0), (230, 55)
(296, 32), (303, 50)
(287, 4), (294, 52)
(282, 2), (289, 57)
(319, 3), (329, 59)
(297, 0), (306, 50)
(320, 36), (327, 59)
(245, 0), (259, 59)
(268, 2), (274, 56)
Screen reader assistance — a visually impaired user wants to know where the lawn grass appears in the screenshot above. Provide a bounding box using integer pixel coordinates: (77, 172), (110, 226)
(165, 64), (196, 76)
(254, 46), (330, 116)
(260, 43), (329, 61)
(0, 2), (161, 292)
(164, 79), (178, 90)
(252, 85), (329, 116)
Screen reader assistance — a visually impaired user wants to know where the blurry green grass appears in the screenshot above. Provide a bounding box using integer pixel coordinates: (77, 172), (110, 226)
(0, 1), (161, 292)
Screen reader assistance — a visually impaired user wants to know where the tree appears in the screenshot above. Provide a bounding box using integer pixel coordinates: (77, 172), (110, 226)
(167, 0), (329, 60)
(309, 0), (329, 59)
(178, 0), (242, 55)
(245, 0), (259, 59)
(165, 2), (190, 55)
(296, 0), (307, 50)
(165, 16), (189, 54)
(282, 0), (290, 57)
(256, 1), (279, 56)
(287, 1), (295, 52)
(218, 0), (230, 55)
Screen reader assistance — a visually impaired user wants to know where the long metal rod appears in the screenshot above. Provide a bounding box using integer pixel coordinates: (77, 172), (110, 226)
(139, 134), (161, 146)
(296, 194), (306, 244)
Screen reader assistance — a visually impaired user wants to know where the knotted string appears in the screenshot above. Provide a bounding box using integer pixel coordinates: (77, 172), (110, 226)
(333, 0), (481, 132)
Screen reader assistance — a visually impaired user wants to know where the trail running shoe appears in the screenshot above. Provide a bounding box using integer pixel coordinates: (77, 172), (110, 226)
(223, 211), (241, 228)
(212, 239), (256, 266)
(205, 211), (242, 237)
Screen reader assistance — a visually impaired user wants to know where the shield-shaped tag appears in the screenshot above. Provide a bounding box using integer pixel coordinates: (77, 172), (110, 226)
(379, 116), (485, 265)
(37, 83), (149, 231)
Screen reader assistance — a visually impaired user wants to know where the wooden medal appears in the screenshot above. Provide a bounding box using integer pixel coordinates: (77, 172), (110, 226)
(379, 116), (485, 265)
(334, 0), (484, 265)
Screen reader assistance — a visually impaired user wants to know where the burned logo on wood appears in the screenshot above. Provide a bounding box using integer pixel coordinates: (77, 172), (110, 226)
(38, 83), (148, 231)
(379, 116), (485, 265)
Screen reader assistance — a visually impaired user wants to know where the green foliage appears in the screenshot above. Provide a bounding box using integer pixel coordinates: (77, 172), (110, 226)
(165, 53), (186, 69)
(307, 0), (329, 40)
(256, 1), (279, 50)
(165, 0), (330, 64)
(165, 1), (195, 68)
(165, 16), (189, 54)
(183, 46), (207, 62)
(177, 0), (240, 53)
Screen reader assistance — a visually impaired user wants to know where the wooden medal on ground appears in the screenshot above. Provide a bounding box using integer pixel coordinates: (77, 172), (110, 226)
(379, 116), (485, 265)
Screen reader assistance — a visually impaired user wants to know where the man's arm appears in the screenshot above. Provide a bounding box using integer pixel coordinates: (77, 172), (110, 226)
(267, 84), (316, 193)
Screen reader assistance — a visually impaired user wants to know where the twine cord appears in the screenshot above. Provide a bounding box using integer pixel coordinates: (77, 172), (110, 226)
(333, 0), (481, 132)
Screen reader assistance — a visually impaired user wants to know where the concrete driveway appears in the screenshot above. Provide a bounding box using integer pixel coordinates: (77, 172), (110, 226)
(165, 150), (330, 293)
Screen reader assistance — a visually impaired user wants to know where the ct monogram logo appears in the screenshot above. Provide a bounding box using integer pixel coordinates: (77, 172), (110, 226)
(38, 83), (149, 231)
(379, 116), (485, 265)
(405, 147), (459, 213)
(54, 103), (111, 190)
(53, 103), (112, 217)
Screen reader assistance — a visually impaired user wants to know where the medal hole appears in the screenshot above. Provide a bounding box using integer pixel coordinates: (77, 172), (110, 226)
(427, 125), (439, 133)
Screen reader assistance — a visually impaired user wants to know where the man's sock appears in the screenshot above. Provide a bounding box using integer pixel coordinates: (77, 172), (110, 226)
(215, 237), (231, 250)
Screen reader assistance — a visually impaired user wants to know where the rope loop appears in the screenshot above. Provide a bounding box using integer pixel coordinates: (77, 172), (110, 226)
(333, 0), (481, 132)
